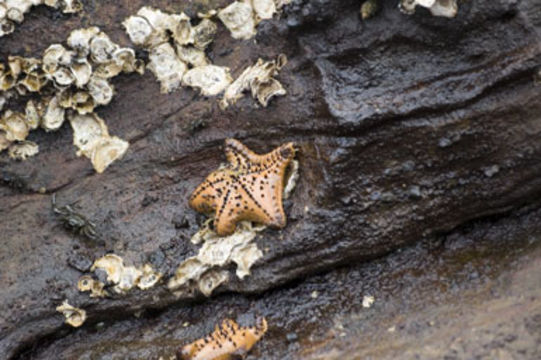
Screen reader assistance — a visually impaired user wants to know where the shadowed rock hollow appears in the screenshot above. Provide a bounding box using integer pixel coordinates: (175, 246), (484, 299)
(1, 0), (541, 359)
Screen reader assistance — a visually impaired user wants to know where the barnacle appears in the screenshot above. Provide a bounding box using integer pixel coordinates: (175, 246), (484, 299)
(69, 113), (129, 173)
(182, 65), (232, 96)
(8, 140), (39, 160)
(361, 0), (379, 19)
(147, 43), (187, 93)
(0, 110), (28, 141)
(41, 94), (65, 131)
(77, 275), (108, 298)
(178, 318), (268, 360)
(87, 254), (162, 295)
(0, 0), (82, 39)
(399, 0), (458, 18)
(221, 54), (287, 108)
(218, 0), (292, 40)
(218, 1), (256, 40)
(56, 300), (86, 327)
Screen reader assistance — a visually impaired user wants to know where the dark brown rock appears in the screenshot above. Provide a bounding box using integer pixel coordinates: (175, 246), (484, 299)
(1, 0), (541, 358)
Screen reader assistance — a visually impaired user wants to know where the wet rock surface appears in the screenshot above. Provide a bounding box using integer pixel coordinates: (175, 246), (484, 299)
(1, 0), (541, 358)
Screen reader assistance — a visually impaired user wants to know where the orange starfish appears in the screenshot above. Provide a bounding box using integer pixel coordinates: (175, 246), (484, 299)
(189, 138), (296, 236)
(177, 318), (268, 360)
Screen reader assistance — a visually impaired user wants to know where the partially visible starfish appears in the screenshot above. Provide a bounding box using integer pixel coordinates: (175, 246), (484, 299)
(177, 317), (267, 360)
(189, 138), (296, 236)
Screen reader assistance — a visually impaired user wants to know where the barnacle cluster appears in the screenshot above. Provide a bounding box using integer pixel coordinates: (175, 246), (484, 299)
(0, 26), (142, 171)
(399, 0), (458, 18)
(123, 7), (226, 94)
(56, 300), (86, 327)
(0, 0), (82, 38)
(123, 5), (288, 107)
(168, 221), (265, 297)
(221, 54), (287, 108)
(77, 254), (162, 297)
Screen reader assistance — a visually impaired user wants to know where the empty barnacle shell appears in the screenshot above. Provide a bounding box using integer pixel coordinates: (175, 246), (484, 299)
(175, 45), (209, 67)
(43, 44), (74, 74)
(70, 60), (92, 87)
(0, 19), (15, 37)
(182, 65), (232, 96)
(41, 94), (65, 131)
(69, 112), (109, 157)
(249, 0), (277, 20)
(218, 1), (256, 40)
(222, 55), (287, 108)
(122, 15), (160, 47)
(112, 47), (144, 74)
(18, 72), (47, 92)
(170, 12), (194, 46)
(69, 113), (128, 173)
(147, 42), (187, 93)
(56, 300), (86, 328)
(91, 136), (129, 173)
(43, 0), (60, 7)
(0, 111), (29, 141)
(52, 66), (76, 86)
(86, 75), (114, 105)
(60, 0), (83, 14)
(25, 100), (41, 129)
(192, 18), (217, 50)
(399, 0), (457, 18)
(58, 89), (96, 114)
(0, 132), (11, 152)
(77, 275), (107, 298)
(137, 264), (162, 290)
(89, 32), (117, 64)
(8, 140), (39, 160)
(67, 27), (100, 57)
(6, 8), (24, 23)
(93, 61), (122, 79)
(91, 254), (124, 284)
(198, 270), (229, 296)
(0, 71), (16, 91)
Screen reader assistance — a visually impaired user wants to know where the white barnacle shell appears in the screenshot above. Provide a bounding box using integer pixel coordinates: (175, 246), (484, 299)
(137, 6), (177, 34)
(169, 12), (194, 46)
(147, 42), (186, 93)
(112, 47), (144, 74)
(182, 65), (232, 96)
(25, 99), (41, 130)
(249, 0), (276, 21)
(77, 275), (107, 298)
(18, 72), (47, 92)
(60, 0), (82, 14)
(69, 112), (109, 157)
(192, 19), (217, 50)
(43, 0), (60, 8)
(122, 15), (158, 47)
(218, 1), (256, 40)
(41, 94), (65, 131)
(8, 140), (39, 160)
(86, 75), (114, 105)
(89, 32), (118, 64)
(69, 113), (128, 173)
(0, 110), (28, 141)
(6, 8), (24, 23)
(52, 66), (75, 86)
(59, 90), (95, 114)
(43, 44), (74, 75)
(67, 27), (100, 57)
(93, 61), (122, 79)
(399, 0), (457, 18)
(91, 136), (129, 173)
(70, 59), (92, 87)
(137, 264), (162, 290)
(0, 19), (15, 37)
(222, 55), (287, 108)
(90, 254), (124, 284)
(56, 301), (86, 328)
(175, 45), (209, 67)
